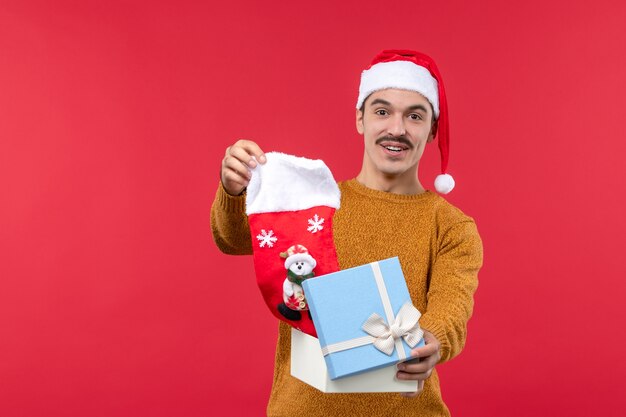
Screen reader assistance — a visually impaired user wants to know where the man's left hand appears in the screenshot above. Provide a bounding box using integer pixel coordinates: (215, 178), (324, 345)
(396, 330), (441, 398)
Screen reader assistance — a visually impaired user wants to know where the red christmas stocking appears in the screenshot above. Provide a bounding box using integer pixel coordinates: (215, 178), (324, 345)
(246, 152), (340, 337)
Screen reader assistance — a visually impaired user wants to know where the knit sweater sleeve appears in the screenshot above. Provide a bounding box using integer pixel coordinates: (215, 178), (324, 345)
(419, 208), (483, 364)
(209, 182), (253, 255)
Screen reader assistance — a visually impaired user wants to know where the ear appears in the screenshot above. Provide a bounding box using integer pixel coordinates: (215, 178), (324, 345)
(427, 119), (438, 143)
(356, 108), (364, 135)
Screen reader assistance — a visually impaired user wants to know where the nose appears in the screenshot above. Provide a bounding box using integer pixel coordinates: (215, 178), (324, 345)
(387, 114), (406, 137)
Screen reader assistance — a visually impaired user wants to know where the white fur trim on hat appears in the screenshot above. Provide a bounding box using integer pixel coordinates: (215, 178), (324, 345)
(356, 60), (440, 118)
(246, 152), (341, 215)
(284, 253), (317, 270)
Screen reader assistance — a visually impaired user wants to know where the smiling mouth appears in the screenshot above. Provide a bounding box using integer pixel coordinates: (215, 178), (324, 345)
(378, 141), (411, 154)
(376, 136), (413, 153)
(383, 145), (405, 153)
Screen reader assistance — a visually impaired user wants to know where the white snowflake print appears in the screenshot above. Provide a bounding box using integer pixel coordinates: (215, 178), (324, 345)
(256, 229), (278, 248)
(307, 214), (325, 233)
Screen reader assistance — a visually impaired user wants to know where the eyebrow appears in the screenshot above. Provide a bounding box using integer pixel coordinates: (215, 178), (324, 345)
(407, 104), (429, 113)
(369, 98), (392, 107)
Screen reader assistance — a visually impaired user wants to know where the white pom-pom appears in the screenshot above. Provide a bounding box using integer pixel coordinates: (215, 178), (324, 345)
(434, 174), (455, 194)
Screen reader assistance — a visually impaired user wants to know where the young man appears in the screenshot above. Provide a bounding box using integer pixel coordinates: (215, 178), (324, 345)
(211, 50), (483, 416)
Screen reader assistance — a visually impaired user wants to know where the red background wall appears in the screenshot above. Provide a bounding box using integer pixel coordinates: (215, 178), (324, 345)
(1, 1), (625, 416)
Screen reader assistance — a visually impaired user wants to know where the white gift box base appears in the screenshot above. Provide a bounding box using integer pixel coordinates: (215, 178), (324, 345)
(290, 328), (418, 393)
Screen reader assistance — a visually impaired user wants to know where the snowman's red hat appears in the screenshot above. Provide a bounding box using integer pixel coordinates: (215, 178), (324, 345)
(357, 49), (455, 194)
(280, 244), (316, 269)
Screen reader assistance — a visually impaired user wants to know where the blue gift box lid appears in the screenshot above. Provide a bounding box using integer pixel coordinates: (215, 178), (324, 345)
(303, 257), (425, 380)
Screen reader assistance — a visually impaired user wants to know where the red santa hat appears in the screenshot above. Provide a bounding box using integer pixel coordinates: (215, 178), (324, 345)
(357, 49), (455, 194)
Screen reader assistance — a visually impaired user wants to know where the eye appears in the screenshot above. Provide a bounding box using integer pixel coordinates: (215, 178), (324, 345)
(409, 113), (423, 121)
(375, 109), (389, 116)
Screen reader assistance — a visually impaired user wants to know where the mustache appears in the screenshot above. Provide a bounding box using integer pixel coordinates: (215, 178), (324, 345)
(375, 136), (414, 149)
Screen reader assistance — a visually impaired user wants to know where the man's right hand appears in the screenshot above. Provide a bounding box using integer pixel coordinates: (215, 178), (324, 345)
(220, 140), (266, 196)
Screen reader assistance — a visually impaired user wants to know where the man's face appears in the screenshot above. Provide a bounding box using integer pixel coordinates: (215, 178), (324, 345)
(356, 88), (437, 179)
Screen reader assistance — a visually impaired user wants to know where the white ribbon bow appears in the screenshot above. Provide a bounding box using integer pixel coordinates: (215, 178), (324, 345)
(361, 302), (424, 356)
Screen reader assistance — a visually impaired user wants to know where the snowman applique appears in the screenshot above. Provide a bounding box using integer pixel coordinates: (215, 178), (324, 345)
(277, 244), (316, 321)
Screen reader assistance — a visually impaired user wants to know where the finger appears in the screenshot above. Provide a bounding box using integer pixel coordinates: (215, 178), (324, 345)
(422, 330), (441, 349)
(396, 358), (435, 378)
(423, 330), (440, 346)
(221, 172), (249, 196)
(231, 140), (267, 166)
(396, 369), (431, 381)
(410, 340), (439, 359)
(408, 348), (438, 367)
(223, 155), (253, 181)
(221, 156), (252, 195)
(221, 169), (250, 189)
(397, 358), (436, 375)
(226, 144), (260, 169)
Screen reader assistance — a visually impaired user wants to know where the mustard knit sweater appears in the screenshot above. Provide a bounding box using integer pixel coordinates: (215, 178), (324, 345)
(210, 179), (483, 417)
